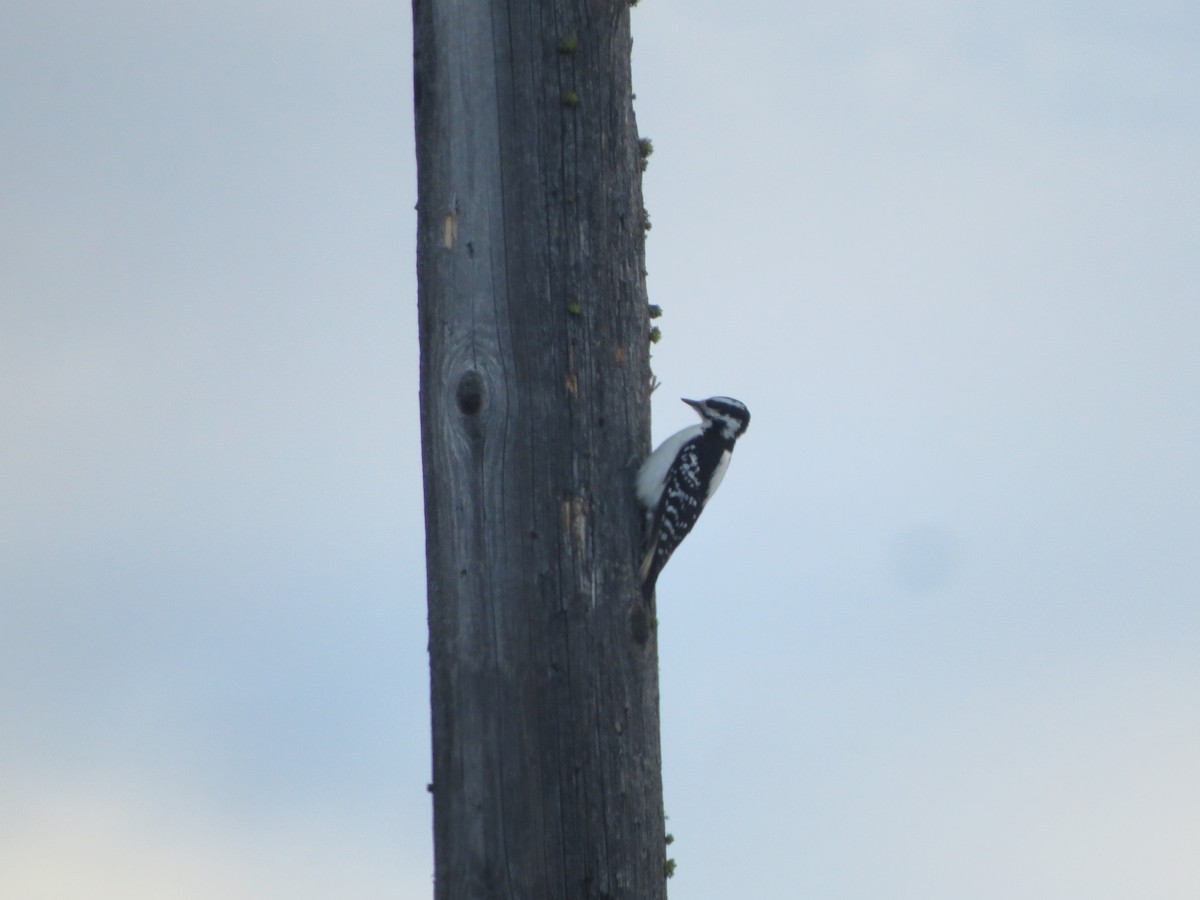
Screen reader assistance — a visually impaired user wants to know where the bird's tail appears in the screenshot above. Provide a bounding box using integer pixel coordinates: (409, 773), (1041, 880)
(638, 544), (660, 602)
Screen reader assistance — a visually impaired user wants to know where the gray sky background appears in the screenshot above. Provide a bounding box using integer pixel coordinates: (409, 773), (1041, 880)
(3, 1), (1198, 897)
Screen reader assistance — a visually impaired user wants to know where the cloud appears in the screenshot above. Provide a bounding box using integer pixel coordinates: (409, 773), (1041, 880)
(0, 773), (429, 899)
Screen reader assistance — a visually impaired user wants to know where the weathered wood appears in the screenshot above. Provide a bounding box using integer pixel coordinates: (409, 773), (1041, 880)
(413, 0), (663, 895)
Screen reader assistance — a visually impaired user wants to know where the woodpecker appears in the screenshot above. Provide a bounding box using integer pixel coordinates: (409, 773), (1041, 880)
(636, 396), (750, 595)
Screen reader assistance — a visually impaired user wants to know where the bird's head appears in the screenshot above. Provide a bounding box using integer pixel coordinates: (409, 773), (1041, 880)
(682, 396), (751, 441)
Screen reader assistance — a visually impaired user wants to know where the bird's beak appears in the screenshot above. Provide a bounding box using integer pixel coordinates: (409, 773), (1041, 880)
(681, 397), (704, 412)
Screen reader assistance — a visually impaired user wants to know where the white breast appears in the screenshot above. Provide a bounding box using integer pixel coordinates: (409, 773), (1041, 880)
(636, 424), (702, 509)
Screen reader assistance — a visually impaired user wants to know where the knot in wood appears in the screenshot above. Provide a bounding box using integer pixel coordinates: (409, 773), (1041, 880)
(456, 370), (484, 416)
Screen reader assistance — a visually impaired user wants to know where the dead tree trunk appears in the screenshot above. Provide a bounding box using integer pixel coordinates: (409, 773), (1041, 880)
(413, 0), (663, 896)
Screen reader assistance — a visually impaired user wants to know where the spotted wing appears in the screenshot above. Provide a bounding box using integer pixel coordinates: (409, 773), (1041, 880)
(639, 438), (708, 592)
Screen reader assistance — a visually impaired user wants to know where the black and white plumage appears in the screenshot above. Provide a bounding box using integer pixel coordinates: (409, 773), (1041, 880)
(637, 396), (750, 595)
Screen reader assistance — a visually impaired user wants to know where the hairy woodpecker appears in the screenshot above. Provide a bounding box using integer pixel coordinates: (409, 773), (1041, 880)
(637, 396), (751, 595)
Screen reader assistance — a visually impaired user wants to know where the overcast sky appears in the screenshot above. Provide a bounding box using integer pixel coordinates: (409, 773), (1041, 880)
(3, 1), (1198, 897)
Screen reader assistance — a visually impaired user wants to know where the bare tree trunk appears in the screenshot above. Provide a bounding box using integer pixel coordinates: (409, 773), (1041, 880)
(413, 0), (663, 895)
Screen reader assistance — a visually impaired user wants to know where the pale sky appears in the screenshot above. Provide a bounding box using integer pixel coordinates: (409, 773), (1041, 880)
(3, 1), (1198, 898)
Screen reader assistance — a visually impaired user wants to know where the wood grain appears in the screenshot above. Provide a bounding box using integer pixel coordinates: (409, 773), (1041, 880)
(414, 0), (664, 895)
